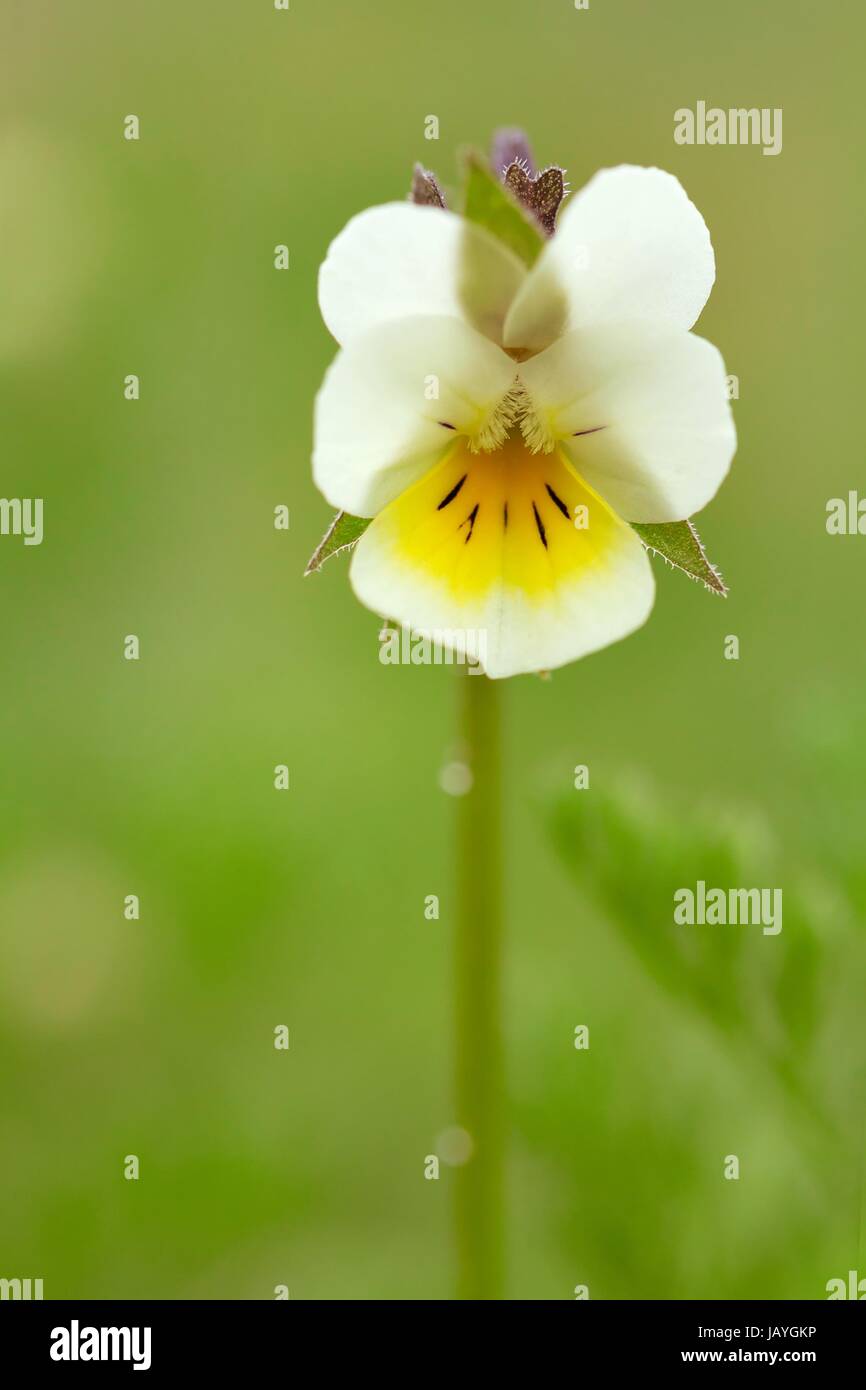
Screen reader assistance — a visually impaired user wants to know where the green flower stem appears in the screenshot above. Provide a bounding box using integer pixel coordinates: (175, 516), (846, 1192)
(454, 668), (505, 1300)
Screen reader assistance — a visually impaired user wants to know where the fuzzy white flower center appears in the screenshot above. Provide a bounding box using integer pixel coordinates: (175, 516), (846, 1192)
(469, 377), (554, 456)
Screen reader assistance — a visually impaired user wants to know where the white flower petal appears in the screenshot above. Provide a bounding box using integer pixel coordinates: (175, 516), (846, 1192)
(520, 322), (736, 523)
(318, 202), (526, 347)
(349, 438), (656, 679)
(503, 166), (715, 352)
(313, 315), (517, 516)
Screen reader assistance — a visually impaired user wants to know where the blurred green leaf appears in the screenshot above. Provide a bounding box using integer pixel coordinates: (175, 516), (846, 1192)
(547, 779), (836, 1133)
(549, 780), (745, 1034)
(631, 519), (727, 595)
(772, 892), (822, 1061)
(305, 511), (371, 576)
(462, 152), (544, 267)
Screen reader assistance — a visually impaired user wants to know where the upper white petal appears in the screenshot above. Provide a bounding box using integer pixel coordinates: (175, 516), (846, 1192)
(519, 321), (736, 523)
(503, 166), (716, 353)
(313, 314), (517, 517)
(318, 202), (526, 347)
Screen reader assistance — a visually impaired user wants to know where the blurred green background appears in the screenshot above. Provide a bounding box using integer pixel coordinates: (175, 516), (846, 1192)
(1, 0), (864, 1300)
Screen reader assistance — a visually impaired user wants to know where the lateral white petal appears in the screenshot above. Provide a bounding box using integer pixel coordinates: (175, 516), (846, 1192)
(318, 202), (526, 347)
(503, 166), (715, 352)
(312, 315), (517, 517)
(520, 321), (736, 523)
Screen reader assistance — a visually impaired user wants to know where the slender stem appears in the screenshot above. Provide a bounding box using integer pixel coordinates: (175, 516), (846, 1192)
(454, 668), (505, 1300)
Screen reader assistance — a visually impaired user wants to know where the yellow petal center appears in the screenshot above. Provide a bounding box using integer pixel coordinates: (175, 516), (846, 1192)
(369, 434), (630, 601)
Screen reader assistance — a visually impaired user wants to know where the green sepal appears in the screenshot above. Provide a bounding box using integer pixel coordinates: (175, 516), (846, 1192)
(630, 519), (727, 595)
(304, 511), (371, 576)
(462, 152), (544, 268)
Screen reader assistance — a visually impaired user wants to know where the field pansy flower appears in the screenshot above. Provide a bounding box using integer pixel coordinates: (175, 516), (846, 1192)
(312, 150), (735, 678)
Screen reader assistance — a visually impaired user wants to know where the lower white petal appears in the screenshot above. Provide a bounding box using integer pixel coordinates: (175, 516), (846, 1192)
(313, 315), (517, 517)
(350, 437), (655, 679)
(520, 321), (736, 523)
